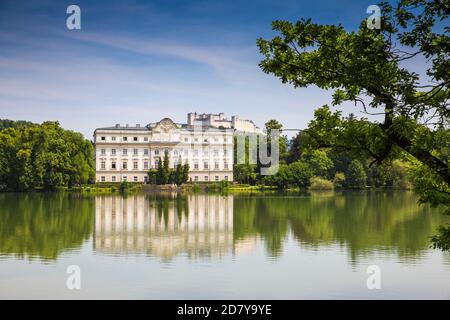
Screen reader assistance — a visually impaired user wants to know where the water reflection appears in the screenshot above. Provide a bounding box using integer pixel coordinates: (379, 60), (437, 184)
(94, 194), (233, 261)
(0, 191), (447, 263)
(0, 192), (94, 261)
(233, 191), (449, 262)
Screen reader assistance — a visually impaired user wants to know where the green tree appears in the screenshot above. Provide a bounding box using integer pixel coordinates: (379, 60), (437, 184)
(155, 157), (164, 185)
(288, 161), (313, 189)
(182, 163), (190, 183)
(346, 160), (367, 189)
(301, 149), (333, 178)
(234, 163), (257, 185)
(175, 162), (183, 185)
(147, 169), (157, 184)
(257, 0), (450, 249)
(0, 119), (34, 130)
(262, 161), (313, 189)
(0, 121), (94, 191)
(163, 150), (170, 184)
(287, 131), (303, 164)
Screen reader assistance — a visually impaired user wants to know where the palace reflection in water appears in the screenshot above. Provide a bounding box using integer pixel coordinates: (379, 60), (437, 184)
(1, 191), (449, 299)
(94, 194), (233, 261)
(0, 191), (448, 263)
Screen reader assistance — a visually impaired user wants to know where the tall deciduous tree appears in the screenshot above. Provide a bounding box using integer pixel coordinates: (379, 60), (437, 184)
(0, 121), (94, 190)
(257, 0), (449, 249)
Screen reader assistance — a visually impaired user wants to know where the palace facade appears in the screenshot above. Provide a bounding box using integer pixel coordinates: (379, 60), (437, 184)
(94, 115), (235, 183)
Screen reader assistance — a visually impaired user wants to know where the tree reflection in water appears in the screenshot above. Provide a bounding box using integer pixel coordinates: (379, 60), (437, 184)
(0, 191), (446, 262)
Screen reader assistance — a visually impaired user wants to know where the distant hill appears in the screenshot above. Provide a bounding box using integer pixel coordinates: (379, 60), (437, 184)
(0, 119), (35, 130)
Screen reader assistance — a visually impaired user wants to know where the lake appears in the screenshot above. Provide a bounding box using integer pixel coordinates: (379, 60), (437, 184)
(0, 191), (449, 299)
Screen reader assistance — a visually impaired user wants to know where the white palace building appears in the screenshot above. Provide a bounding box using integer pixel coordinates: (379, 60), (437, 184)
(94, 113), (260, 183)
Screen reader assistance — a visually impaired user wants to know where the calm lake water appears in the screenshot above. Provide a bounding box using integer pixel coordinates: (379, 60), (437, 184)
(0, 191), (449, 299)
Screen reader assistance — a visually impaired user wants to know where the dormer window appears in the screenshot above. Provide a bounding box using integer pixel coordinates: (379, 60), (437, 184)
(133, 137), (138, 141)
(101, 136), (106, 141)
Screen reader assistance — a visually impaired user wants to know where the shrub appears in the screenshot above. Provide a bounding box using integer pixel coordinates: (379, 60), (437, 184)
(309, 176), (334, 190)
(333, 172), (346, 188)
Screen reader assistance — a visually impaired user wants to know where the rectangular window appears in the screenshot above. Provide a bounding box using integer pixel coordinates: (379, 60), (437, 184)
(101, 136), (105, 141)
(224, 162), (228, 169)
(144, 176), (148, 183)
(213, 149), (218, 156)
(224, 176), (228, 181)
(204, 176), (208, 181)
(123, 176), (127, 181)
(223, 149), (228, 156)
(144, 137), (148, 141)
(144, 149), (149, 155)
(101, 161), (105, 169)
(133, 137), (138, 141)
(123, 149), (127, 156)
(111, 136), (116, 141)
(101, 176), (105, 182)
(123, 137), (128, 141)
(134, 176), (138, 182)
(194, 163), (198, 170)
(133, 148), (138, 156)
(101, 149), (106, 156)
(215, 162), (219, 169)
(133, 161), (138, 170)
(123, 162), (127, 169)
(154, 150), (159, 155)
(215, 176), (219, 181)
(111, 162), (116, 169)
(144, 162), (148, 169)
(112, 176), (116, 182)
(111, 149), (116, 156)
(204, 162), (209, 170)
(194, 176), (198, 182)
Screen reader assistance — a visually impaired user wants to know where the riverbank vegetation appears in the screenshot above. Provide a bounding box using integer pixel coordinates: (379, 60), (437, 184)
(233, 114), (413, 192)
(0, 120), (95, 191)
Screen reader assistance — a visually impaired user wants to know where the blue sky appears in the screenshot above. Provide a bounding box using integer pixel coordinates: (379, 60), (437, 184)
(0, 0), (395, 138)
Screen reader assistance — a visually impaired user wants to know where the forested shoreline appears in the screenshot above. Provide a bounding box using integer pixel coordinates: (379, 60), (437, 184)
(0, 120), (94, 191)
